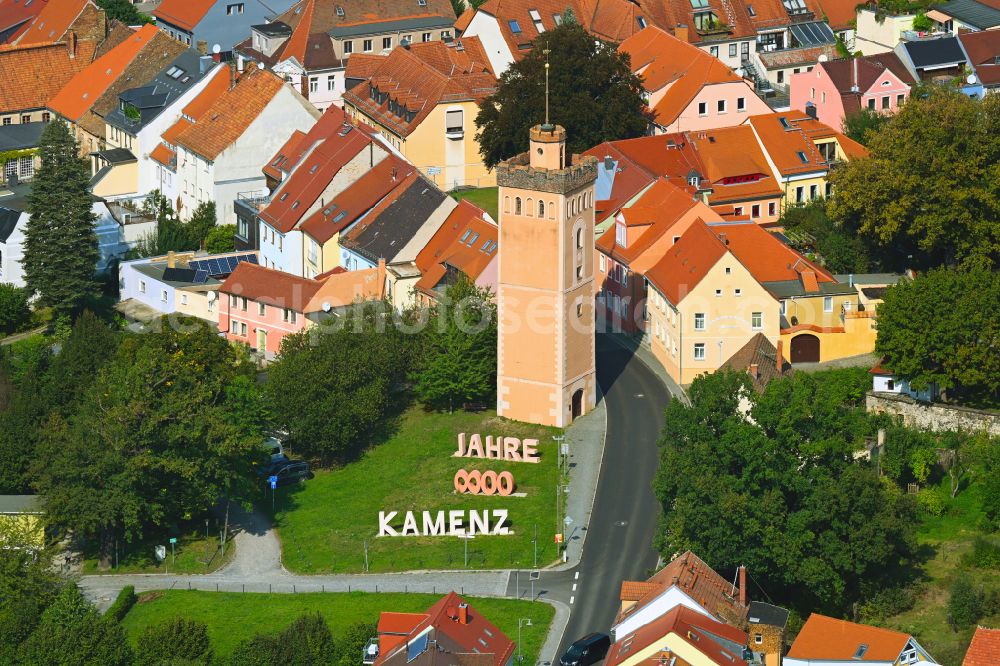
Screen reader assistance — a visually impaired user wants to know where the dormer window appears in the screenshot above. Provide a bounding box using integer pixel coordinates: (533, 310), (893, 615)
(615, 221), (626, 247)
(783, 0), (807, 14)
(553, 13), (562, 24)
(418, 0), (427, 5)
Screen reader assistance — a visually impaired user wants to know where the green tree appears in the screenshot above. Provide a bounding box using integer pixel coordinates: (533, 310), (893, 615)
(18, 584), (133, 666)
(33, 321), (264, 568)
(875, 268), (1000, 406)
(23, 120), (99, 314)
(0, 284), (30, 335)
(842, 108), (891, 145)
(0, 549), (62, 661)
(135, 617), (213, 665)
(412, 278), (496, 411)
(948, 574), (983, 629)
(829, 86), (1000, 270)
(96, 0), (152, 24)
(227, 613), (335, 665)
(779, 201), (873, 273)
(187, 201), (218, 250)
(475, 22), (651, 168)
(333, 621), (377, 666)
(265, 303), (409, 462)
(205, 224), (237, 254)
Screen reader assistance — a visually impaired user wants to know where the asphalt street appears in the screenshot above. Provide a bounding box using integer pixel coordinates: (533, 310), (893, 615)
(507, 336), (670, 662)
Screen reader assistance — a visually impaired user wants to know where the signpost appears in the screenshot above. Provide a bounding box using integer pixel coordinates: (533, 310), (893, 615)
(169, 537), (177, 564)
(269, 475), (278, 512)
(529, 570), (540, 601)
(459, 533), (475, 568)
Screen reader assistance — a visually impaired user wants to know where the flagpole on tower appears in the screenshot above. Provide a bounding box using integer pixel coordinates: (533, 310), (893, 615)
(543, 45), (551, 127)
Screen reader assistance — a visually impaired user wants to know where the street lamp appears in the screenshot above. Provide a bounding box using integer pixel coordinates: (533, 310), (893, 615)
(518, 618), (532, 662)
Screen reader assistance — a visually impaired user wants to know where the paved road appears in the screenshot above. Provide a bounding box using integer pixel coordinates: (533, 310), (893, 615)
(507, 336), (669, 660)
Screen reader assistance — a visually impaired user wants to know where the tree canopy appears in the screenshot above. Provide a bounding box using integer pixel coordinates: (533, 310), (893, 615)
(23, 120), (99, 315)
(655, 369), (919, 614)
(875, 268), (1000, 407)
(828, 86), (1000, 271)
(475, 21), (651, 169)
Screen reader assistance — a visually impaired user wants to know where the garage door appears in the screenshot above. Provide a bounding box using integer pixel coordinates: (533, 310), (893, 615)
(790, 333), (820, 363)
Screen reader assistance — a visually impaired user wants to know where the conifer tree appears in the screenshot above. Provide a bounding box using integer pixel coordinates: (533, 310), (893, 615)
(24, 120), (99, 315)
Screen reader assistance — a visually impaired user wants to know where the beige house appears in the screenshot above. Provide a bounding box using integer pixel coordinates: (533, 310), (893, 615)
(496, 124), (598, 427)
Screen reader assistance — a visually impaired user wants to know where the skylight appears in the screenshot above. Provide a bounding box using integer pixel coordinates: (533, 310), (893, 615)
(778, 116), (790, 129)
(690, 0), (709, 9)
(336, 5), (345, 16)
(637, 16), (647, 28)
(529, 9), (544, 32)
(418, 0), (427, 5)
(509, 19), (522, 34)
(166, 66), (185, 79)
(748, 4), (756, 15)
(797, 151), (808, 163)
(460, 229), (472, 242)
(853, 644), (869, 660)
(467, 232), (480, 246)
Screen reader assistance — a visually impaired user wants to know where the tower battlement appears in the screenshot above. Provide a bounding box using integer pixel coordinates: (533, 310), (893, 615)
(496, 153), (598, 195)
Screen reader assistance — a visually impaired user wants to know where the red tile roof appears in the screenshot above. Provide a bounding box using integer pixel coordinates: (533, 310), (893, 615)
(620, 581), (658, 601)
(14, 0), (89, 45)
(263, 103), (377, 182)
(344, 37), (496, 138)
(606, 605), (748, 666)
(708, 221), (834, 285)
(644, 219), (728, 304)
(413, 199), (497, 296)
(748, 111), (867, 176)
(264, 129), (307, 181)
(153, 0), (214, 32)
(814, 0), (859, 29)
(786, 614), (911, 662)
(220, 261), (325, 310)
(0, 0), (45, 44)
(964, 627), (1000, 666)
(583, 143), (657, 225)
(149, 143), (176, 168)
(280, 0), (315, 66)
(375, 592), (515, 666)
(820, 53), (915, 96)
(48, 23), (159, 121)
(181, 64), (232, 120)
(305, 263), (385, 311)
(175, 67), (287, 161)
(960, 30), (1000, 87)
(0, 38), (96, 114)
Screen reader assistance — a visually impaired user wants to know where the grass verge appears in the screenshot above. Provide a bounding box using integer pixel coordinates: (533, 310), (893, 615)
(452, 187), (499, 222)
(270, 408), (560, 573)
(121, 590), (554, 662)
(82, 526), (234, 575)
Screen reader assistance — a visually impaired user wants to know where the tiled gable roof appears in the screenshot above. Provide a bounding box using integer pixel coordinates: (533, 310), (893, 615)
(221, 261), (325, 310)
(14, 0), (90, 45)
(175, 67), (286, 161)
(787, 614), (911, 661)
(719, 332), (791, 392)
(964, 627), (1000, 666)
(0, 0), (45, 44)
(644, 219), (729, 304)
(48, 23), (160, 122)
(814, 0), (859, 29)
(960, 30), (1000, 86)
(88, 30), (187, 120)
(820, 52), (915, 95)
(413, 199), (497, 296)
(0, 39), (97, 114)
(606, 605), (748, 666)
(344, 37), (495, 138)
(708, 220), (835, 285)
(153, 0), (215, 32)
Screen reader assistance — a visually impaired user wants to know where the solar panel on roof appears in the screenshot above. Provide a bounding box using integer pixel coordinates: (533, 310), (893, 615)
(194, 270), (209, 283)
(406, 633), (429, 663)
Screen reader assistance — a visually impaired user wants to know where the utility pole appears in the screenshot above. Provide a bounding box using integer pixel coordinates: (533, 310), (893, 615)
(533, 524), (538, 568)
(364, 539), (369, 572)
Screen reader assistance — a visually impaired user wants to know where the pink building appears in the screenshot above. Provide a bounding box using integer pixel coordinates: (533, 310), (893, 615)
(218, 260), (385, 358)
(790, 53), (915, 131)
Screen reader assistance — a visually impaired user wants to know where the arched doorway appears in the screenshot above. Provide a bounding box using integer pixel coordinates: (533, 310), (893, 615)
(790, 333), (820, 363)
(571, 389), (584, 420)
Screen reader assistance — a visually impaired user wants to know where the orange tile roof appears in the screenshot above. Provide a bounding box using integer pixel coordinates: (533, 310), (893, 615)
(814, 0), (858, 30)
(153, 0), (214, 32)
(181, 64), (232, 120)
(161, 117), (191, 146)
(14, 0), (88, 45)
(175, 67), (286, 161)
(149, 142), (176, 168)
(0, 0), (45, 44)
(620, 581), (657, 601)
(48, 23), (159, 121)
(455, 6), (475, 31)
(644, 219), (728, 304)
(413, 199), (497, 296)
(709, 221), (835, 285)
(305, 264), (385, 312)
(786, 614), (911, 661)
(0, 38), (96, 114)
(964, 627), (1000, 666)
(747, 112), (865, 177)
(263, 129), (307, 181)
(344, 37), (495, 138)
(606, 605), (748, 666)
(583, 143), (658, 224)
(220, 261), (325, 311)
(280, 0), (315, 65)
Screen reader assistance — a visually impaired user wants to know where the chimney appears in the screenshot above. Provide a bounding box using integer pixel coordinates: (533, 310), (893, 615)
(229, 62), (238, 89)
(167, 251), (176, 268)
(805, 103), (817, 119)
(457, 603), (469, 625)
(775, 340), (784, 372)
(749, 363), (759, 379)
(674, 23), (688, 42)
(376, 258), (387, 298)
(68, 30), (77, 59)
(850, 57), (860, 93)
(738, 566), (747, 607)
(199, 55), (214, 74)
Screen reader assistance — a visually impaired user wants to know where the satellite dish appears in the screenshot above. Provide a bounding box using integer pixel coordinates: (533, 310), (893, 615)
(818, 54), (828, 62)
(322, 302), (331, 312)
(207, 291), (217, 302)
(258, 62), (265, 70)
(967, 73), (977, 85)
(212, 44), (221, 54)
(262, 187), (271, 197)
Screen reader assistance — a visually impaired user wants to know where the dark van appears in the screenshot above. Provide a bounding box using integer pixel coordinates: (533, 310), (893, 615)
(560, 633), (611, 666)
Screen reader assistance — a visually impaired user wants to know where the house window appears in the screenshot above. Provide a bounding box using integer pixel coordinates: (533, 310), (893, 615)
(710, 46), (719, 57)
(241, 323), (247, 336)
(538, 200), (545, 217)
(734, 206), (744, 216)
(363, 39), (373, 52)
(795, 186), (805, 203)
(1, 118), (10, 126)
(777, 70), (784, 84)
(241, 297), (248, 312)
(621, 268), (627, 286)
(729, 43), (737, 57)
(725, 267), (731, 274)
(576, 265), (584, 280)
(577, 303), (584, 317)
(309, 77), (318, 93)
(882, 95), (890, 109)
(867, 98), (875, 110)
(344, 40), (353, 54)
(694, 313), (705, 330)
(887, 379), (895, 391)
(42, 112), (50, 122)
(227, 3), (244, 15)
(751, 204), (760, 218)
(139, 280), (146, 293)
(694, 343), (706, 360)
(768, 202), (776, 216)
(446, 109), (463, 134)
(637, 16), (647, 28)
(821, 91), (826, 103)
(20, 115), (29, 124)
(754, 634), (763, 645)
(809, 184), (818, 200)
(19, 156), (33, 179)
(825, 182), (833, 197)
(231, 320), (239, 334)
(780, 300), (786, 315)
(824, 296), (833, 312)
(698, 102), (707, 116)
(328, 75), (337, 90)
(811, 87), (815, 99)
(717, 99), (726, 113)
(160, 290), (168, 302)
(258, 303), (266, 316)
(737, 97), (746, 112)
(421, 32), (431, 42)
(715, 289), (722, 297)
(897, 93), (905, 106)
(600, 254), (606, 272)
(383, 37), (392, 49)
(752, 312), (762, 329)
(576, 228), (583, 249)
(181, 294), (188, 306)
(515, 197), (522, 215)
(284, 309), (297, 324)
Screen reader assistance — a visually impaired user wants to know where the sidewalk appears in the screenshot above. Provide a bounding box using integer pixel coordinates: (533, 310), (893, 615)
(558, 386), (606, 569)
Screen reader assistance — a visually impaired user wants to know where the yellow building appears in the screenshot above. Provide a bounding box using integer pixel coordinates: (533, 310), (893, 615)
(0, 495), (44, 550)
(746, 112), (868, 212)
(342, 37), (497, 191)
(496, 124), (598, 427)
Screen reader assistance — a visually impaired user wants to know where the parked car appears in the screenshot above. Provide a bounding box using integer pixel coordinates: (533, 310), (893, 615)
(256, 454), (291, 477)
(560, 633), (611, 666)
(273, 461), (311, 487)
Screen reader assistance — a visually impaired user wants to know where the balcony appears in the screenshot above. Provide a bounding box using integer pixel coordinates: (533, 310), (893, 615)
(362, 637), (379, 665)
(236, 190), (271, 212)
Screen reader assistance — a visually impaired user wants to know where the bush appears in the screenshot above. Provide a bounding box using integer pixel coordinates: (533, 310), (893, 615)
(205, 224), (236, 254)
(962, 537), (1000, 570)
(227, 613), (334, 665)
(105, 585), (136, 622)
(0, 284), (30, 336)
(916, 487), (947, 517)
(134, 616), (212, 665)
(858, 585), (918, 624)
(948, 574), (983, 629)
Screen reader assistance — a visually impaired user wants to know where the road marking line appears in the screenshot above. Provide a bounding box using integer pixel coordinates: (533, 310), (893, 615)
(572, 583), (577, 592)
(570, 596), (575, 604)
(574, 571), (579, 580)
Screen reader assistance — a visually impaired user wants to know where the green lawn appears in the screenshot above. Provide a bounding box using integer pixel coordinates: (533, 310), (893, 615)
(452, 187), (499, 222)
(82, 523), (234, 575)
(271, 408), (561, 573)
(881, 477), (1000, 664)
(122, 590), (554, 662)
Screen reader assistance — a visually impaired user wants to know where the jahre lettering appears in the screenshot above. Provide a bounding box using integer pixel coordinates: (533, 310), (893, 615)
(453, 433), (540, 463)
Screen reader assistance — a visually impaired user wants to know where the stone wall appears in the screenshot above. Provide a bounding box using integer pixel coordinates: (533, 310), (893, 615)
(866, 391), (1000, 436)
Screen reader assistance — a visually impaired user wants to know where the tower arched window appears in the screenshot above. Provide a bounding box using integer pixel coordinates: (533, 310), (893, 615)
(503, 196), (511, 214)
(576, 227), (584, 249)
(515, 197), (522, 215)
(538, 200), (545, 218)
(548, 201), (555, 219)
(526, 198), (534, 217)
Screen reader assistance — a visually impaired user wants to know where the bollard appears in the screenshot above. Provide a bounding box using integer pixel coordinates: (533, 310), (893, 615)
(294, 585), (296, 593)
(269, 583), (272, 593)
(188, 582), (191, 590)
(323, 584), (325, 593)
(242, 584), (245, 593)
(216, 583), (219, 592)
